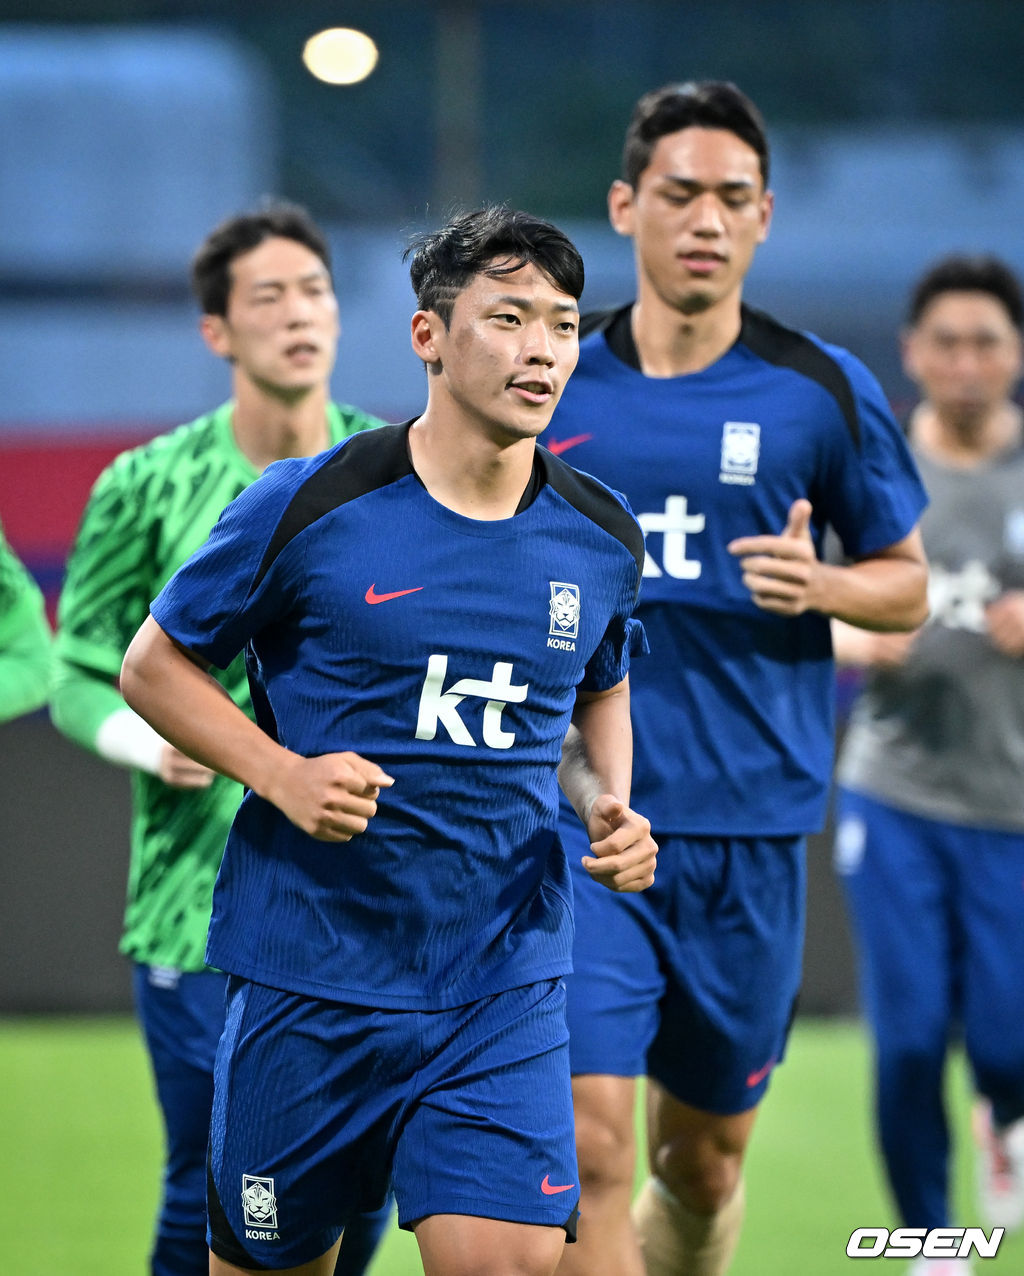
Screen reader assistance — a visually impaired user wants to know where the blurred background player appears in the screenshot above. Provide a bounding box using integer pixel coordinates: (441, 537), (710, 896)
(119, 205), (657, 1276)
(50, 201), (387, 1276)
(546, 81), (929, 1276)
(834, 254), (1024, 1274)
(0, 516), (52, 722)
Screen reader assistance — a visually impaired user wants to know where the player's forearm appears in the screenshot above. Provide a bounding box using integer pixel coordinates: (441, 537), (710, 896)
(559, 679), (633, 824)
(51, 655), (175, 773)
(121, 615), (287, 799)
(0, 594), (52, 722)
(0, 634), (51, 723)
(51, 655), (126, 751)
(814, 554), (929, 632)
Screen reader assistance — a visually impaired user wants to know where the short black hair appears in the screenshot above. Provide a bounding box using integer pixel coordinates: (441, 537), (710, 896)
(405, 205), (585, 327)
(907, 254), (1023, 331)
(191, 199), (332, 316)
(621, 80), (770, 189)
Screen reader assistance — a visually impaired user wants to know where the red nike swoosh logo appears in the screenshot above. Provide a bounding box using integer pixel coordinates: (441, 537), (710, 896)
(547, 433), (593, 455)
(365, 584), (424, 604)
(541, 1175), (576, 1195)
(746, 1056), (777, 1088)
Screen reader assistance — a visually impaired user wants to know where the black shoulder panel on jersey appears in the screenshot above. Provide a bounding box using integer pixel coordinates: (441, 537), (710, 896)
(739, 306), (860, 449)
(538, 447), (646, 593)
(252, 423), (412, 593)
(580, 306), (626, 340)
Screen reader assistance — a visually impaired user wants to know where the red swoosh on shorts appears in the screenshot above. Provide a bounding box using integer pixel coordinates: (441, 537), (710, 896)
(541, 1175), (576, 1195)
(746, 1055), (778, 1088)
(365, 584), (424, 604)
(547, 433), (593, 455)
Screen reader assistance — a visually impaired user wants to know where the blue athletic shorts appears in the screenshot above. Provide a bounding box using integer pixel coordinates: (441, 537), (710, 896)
(207, 977), (579, 1270)
(835, 786), (1024, 1126)
(563, 826), (805, 1114)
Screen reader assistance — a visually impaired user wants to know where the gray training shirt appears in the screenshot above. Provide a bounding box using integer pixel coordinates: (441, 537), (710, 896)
(837, 441), (1024, 831)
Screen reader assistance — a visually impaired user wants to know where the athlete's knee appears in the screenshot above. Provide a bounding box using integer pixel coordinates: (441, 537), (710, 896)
(651, 1125), (746, 1215)
(421, 1231), (565, 1276)
(574, 1104), (636, 1196)
(426, 1255), (560, 1276)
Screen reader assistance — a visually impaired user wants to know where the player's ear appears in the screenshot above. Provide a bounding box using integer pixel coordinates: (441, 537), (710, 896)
(199, 314), (232, 360)
(1010, 328), (1024, 382)
(411, 310), (444, 367)
(900, 327), (922, 384)
(757, 189), (774, 244)
(608, 180), (636, 238)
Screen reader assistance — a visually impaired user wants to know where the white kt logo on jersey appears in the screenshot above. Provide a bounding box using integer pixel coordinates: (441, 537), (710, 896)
(416, 653), (528, 749)
(638, 495), (705, 579)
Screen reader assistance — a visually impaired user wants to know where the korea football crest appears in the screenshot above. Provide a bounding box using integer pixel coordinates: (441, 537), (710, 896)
(241, 1174), (281, 1241)
(720, 422), (761, 485)
(548, 581), (580, 652)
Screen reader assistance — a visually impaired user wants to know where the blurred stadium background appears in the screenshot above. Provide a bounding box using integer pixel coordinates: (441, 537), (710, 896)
(2, 2), (1024, 1268)
(5, 0), (1024, 1018)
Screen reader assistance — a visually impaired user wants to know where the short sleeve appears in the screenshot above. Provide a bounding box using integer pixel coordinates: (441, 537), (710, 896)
(821, 350), (928, 557)
(579, 540), (648, 696)
(55, 457), (157, 677)
(151, 459), (307, 669)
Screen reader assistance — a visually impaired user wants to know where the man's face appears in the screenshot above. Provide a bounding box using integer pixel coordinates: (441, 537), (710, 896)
(610, 126), (772, 316)
(202, 236), (340, 398)
(418, 260), (579, 443)
(903, 291), (1022, 427)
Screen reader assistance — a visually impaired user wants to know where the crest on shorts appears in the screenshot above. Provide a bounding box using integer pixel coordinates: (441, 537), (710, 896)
(720, 422), (760, 485)
(549, 581), (581, 639)
(242, 1175), (279, 1228)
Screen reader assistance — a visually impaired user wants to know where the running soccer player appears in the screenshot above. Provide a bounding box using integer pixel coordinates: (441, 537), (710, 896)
(50, 202), (386, 1276)
(0, 517), (51, 722)
(835, 254), (1024, 1265)
(545, 82), (929, 1276)
(119, 205), (658, 1276)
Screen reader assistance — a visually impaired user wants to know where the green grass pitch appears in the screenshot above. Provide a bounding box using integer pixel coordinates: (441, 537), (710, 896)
(3, 1015), (1021, 1274)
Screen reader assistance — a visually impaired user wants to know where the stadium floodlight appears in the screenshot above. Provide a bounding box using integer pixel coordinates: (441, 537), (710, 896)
(302, 27), (379, 85)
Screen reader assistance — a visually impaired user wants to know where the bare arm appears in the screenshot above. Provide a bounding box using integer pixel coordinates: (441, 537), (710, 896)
(727, 498), (929, 632)
(830, 618), (919, 668)
(834, 588), (1024, 667)
(121, 615), (392, 841)
(559, 676), (656, 893)
(51, 654), (216, 788)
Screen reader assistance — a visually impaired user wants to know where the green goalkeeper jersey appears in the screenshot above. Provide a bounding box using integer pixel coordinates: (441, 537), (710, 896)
(54, 401), (382, 970)
(0, 518), (52, 722)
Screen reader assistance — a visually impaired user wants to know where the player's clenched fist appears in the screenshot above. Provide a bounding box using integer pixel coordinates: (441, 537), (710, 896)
(267, 750), (395, 841)
(582, 794), (657, 892)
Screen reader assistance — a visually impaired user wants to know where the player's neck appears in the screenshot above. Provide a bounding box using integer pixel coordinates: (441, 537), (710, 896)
(229, 381), (332, 472)
(408, 410), (537, 521)
(910, 400), (1024, 469)
(631, 287), (742, 378)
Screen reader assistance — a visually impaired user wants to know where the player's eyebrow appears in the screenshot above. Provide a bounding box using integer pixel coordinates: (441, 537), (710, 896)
(660, 175), (758, 194)
(490, 294), (579, 315)
(250, 268), (330, 292)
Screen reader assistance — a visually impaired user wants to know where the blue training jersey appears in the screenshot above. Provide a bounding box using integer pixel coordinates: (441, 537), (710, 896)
(547, 304), (927, 837)
(151, 424), (646, 1008)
